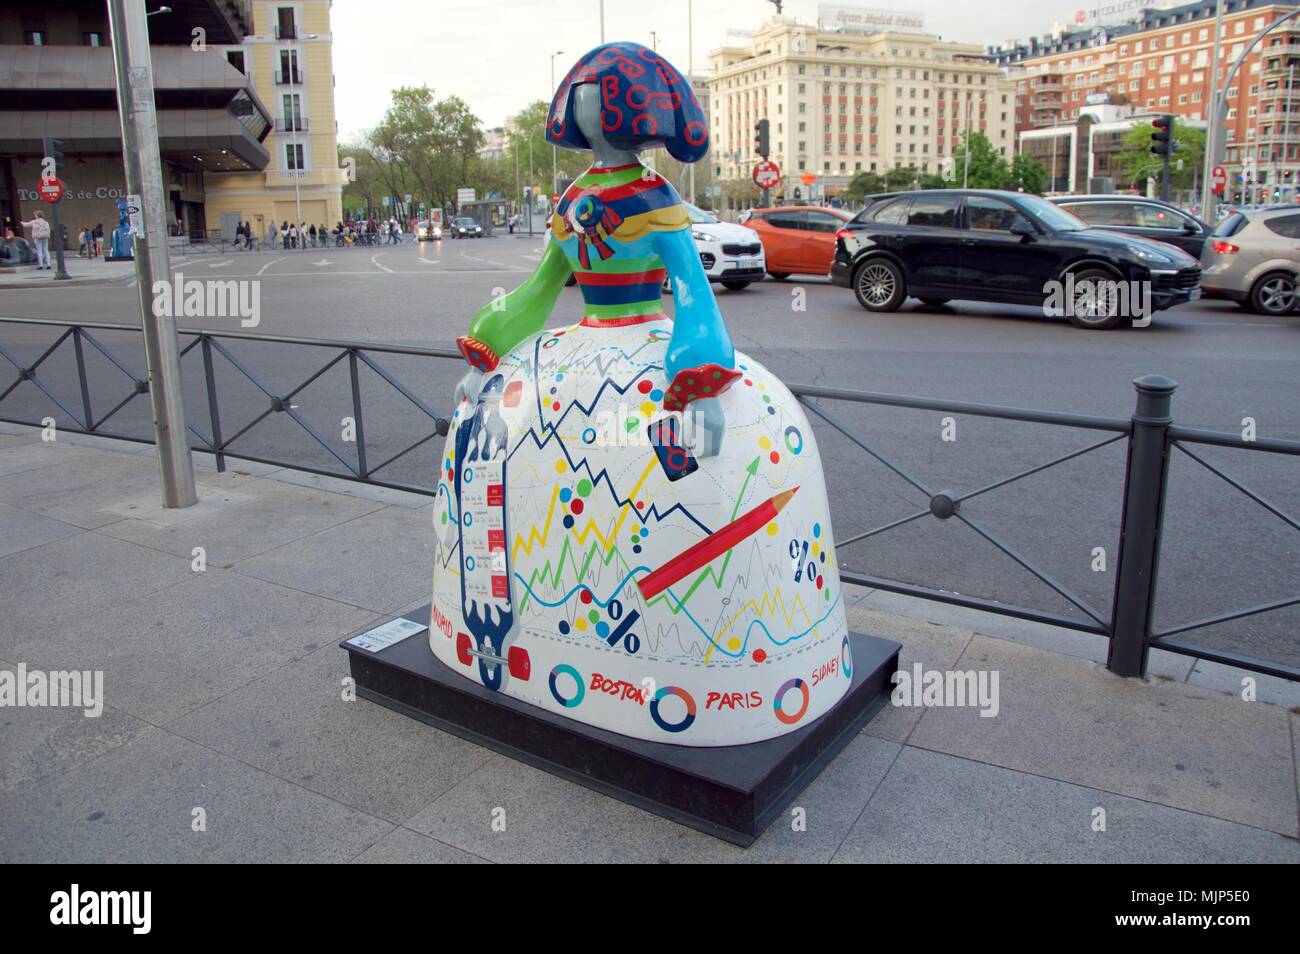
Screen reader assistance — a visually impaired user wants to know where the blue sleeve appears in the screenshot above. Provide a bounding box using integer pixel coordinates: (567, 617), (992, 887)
(653, 226), (735, 380)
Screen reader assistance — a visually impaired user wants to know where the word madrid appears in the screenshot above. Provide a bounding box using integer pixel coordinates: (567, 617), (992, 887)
(0, 663), (102, 717)
(50, 885), (151, 935)
(891, 663), (1000, 717)
(151, 273), (261, 327)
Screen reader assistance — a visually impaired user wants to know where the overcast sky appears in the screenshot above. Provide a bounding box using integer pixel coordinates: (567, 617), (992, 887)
(331, 0), (1085, 143)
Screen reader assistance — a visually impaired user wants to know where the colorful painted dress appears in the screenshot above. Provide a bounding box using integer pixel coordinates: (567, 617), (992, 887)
(432, 164), (852, 746)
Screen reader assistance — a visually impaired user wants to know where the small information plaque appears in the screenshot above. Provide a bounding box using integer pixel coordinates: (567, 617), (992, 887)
(345, 617), (427, 654)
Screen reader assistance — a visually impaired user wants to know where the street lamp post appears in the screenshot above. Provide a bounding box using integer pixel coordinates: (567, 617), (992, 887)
(288, 33), (319, 247)
(688, 0), (696, 204)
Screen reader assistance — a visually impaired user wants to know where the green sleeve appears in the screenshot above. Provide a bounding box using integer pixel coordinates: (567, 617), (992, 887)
(465, 238), (572, 360)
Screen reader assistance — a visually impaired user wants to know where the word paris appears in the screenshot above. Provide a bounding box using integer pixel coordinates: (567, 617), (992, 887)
(891, 663), (1000, 717)
(50, 885), (151, 934)
(151, 273), (260, 327)
(0, 663), (102, 717)
(1042, 275), (1152, 325)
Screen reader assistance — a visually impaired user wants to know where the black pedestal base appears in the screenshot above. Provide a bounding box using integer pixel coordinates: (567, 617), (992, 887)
(341, 605), (900, 846)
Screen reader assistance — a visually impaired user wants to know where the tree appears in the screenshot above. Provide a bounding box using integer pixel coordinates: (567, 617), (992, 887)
(1114, 118), (1206, 193)
(367, 86), (484, 214)
(504, 100), (589, 196)
(1010, 152), (1049, 196)
(950, 131), (1013, 189)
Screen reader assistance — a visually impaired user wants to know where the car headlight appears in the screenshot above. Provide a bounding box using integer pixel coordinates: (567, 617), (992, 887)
(691, 230), (712, 242)
(1126, 242), (1176, 265)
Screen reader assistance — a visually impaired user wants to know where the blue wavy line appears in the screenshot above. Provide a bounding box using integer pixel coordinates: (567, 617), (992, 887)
(663, 588), (843, 661)
(512, 567), (652, 608)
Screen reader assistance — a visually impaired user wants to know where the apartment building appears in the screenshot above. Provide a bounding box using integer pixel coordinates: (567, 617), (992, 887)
(205, 0), (346, 237)
(0, 0), (270, 238)
(993, 0), (1299, 193)
(706, 15), (1017, 200)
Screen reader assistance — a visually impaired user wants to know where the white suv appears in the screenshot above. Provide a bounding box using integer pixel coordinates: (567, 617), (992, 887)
(680, 203), (766, 291)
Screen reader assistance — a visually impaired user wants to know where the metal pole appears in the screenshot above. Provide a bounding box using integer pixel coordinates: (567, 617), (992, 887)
(527, 136), (534, 236)
(551, 51), (563, 197)
(107, 0), (196, 508)
(963, 96), (972, 188)
(1285, 64), (1296, 201)
(1107, 374), (1177, 679)
(599, 0), (605, 42)
(292, 53), (302, 244)
(1201, 0), (1226, 218)
(688, 0), (696, 205)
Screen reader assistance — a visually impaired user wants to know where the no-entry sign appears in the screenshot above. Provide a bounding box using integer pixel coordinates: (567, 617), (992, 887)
(38, 176), (63, 203)
(752, 160), (782, 191)
(1211, 165), (1227, 195)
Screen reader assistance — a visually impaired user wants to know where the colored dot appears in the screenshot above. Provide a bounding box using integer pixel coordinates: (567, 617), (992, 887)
(579, 589), (593, 604)
(816, 575), (824, 590)
(556, 372), (565, 381)
(570, 498), (584, 515)
(638, 380), (653, 394)
(633, 544), (642, 553)
(575, 618), (588, 632)
(813, 522), (821, 538)
(562, 514), (575, 529)
(576, 479), (592, 497)
(758, 436), (772, 450)
(767, 407), (776, 415)
(582, 428), (596, 444)
(625, 417), (639, 432)
(555, 460), (567, 474)
(631, 533), (640, 543)
(712, 370), (722, 379)
(727, 637), (741, 651)
(558, 620), (571, 635)
(766, 522), (778, 536)
(596, 621), (610, 638)
(812, 541), (820, 557)
(549, 387), (557, 395)
(770, 451), (780, 464)
(753, 649), (767, 663)
(440, 512), (447, 524)
(588, 609), (600, 623)
(559, 487), (573, 502)
(744, 378), (753, 386)
(819, 551), (826, 563)
(635, 500), (645, 510)
(552, 401), (561, 411)
(650, 389), (664, 401)
(639, 402), (655, 418)
(638, 526), (648, 535)
(762, 394), (771, 403)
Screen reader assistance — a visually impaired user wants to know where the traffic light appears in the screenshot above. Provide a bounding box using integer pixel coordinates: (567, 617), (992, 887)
(42, 136), (64, 174)
(1150, 115), (1173, 158)
(754, 119), (770, 159)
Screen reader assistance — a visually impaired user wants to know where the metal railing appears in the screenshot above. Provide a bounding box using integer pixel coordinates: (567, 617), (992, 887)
(1, 317), (1296, 681)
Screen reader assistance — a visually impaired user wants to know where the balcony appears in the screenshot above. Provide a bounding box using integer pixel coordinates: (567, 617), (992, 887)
(274, 70), (303, 85)
(276, 117), (309, 132)
(275, 23), (297, 40)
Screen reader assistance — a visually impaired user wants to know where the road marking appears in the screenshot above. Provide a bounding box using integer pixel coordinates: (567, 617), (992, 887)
(418, 257), (440, 265)
(458, 249), (523, 270)
(313, 259), (332, 267)
(208, 260), (231, 269)
(371, 253), (394, 273)
(257, 257), (286, 276)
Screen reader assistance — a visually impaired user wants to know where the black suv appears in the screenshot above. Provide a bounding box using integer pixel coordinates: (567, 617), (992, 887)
(830, 190), (1203, 328)
(1049, 194), (1212, 258)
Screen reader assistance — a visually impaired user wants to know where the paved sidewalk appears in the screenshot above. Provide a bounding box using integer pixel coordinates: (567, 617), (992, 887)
(0, 256), (136, 289)
(0, 426), (1296, 862)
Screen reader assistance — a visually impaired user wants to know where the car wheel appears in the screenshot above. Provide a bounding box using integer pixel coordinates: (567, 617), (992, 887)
(1065, 269), (1122, 330)
(768, 271), (791, 280)
(918, 297), (950, 308)
(853, 258), (905, 312)
(721, 280), (751, 291)
(1249, 271), (1298, 315)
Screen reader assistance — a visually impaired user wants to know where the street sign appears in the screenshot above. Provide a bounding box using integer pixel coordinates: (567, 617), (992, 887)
(800, 171), (818, 187)
(753, 159), (781, 191)
(551, 192), (559, 206)
(38, 176), (63, 203)
(125, 194), (144, 235)
(1211, 165), (1227, 195)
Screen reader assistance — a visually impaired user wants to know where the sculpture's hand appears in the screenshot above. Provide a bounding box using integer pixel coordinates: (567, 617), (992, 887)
(687, 397), (725, 459)
(454, 367), (486, 408)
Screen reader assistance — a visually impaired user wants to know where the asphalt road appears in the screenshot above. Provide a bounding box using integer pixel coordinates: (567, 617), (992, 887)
(2, 234), (1297, 670)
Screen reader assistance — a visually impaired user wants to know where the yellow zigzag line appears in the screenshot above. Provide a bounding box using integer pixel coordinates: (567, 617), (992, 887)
(705, 587), (817, 665)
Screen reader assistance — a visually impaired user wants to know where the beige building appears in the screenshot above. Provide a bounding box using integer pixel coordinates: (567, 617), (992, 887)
(706, 16), (1017, 201)
(205, 1), (346, 237)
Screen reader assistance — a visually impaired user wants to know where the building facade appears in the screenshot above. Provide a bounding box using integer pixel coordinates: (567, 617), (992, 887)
(0, 0), (271, 241)
(204, 1), (346, 238)
(706, 16), (1017, 201)
(993, 0), (1300, 198)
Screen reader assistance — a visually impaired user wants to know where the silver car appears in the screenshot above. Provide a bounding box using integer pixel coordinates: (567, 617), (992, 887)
(1200, 207), (1300, 315)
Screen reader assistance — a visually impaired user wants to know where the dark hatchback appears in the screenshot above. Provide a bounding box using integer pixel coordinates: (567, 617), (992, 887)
(830, 190), (1202, 328)
(1049, 194), (1213, 258)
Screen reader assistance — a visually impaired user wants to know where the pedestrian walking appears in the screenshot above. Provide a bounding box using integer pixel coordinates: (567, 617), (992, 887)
(266, 220), (277, 248)
(94, 223), (104, 257)
(281, 220), (290, 250)
(244, 221), (254, 250)
(21, 211), (52, 270)
(309, 224), (317, 248)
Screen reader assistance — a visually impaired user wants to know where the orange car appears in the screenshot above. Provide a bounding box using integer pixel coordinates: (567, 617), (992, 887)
(741, 206), (852, 279)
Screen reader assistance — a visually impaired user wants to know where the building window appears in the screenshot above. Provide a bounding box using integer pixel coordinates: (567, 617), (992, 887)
(83, 32), (104, 47)
(276, 7), (297, 40)
(285, 142), (304, 171)
(25, 31), (45, 46)
(227, 50), (246, 73)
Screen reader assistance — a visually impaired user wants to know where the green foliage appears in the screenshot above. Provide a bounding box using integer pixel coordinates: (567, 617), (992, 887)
(950, 131), (1013, 189)
(1010, 152), (1049, 196)
(1114, 118), (1206, 191)
(844, 170), (887, 204)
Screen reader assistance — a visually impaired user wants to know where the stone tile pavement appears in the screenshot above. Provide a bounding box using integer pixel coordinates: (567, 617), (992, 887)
(0, 425), (1296, 862)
